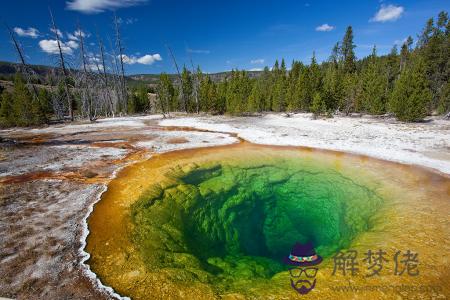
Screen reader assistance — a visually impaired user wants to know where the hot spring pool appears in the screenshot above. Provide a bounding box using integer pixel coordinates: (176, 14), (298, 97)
(86, 142), (450, 299)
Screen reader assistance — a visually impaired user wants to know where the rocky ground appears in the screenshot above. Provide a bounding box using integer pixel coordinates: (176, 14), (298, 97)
(0, 113), (448, 299)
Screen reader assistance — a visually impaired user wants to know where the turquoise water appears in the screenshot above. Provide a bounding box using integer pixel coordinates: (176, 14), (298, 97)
(130, 157), (383, 292)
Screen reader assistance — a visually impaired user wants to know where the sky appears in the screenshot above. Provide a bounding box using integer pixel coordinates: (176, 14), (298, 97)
(1, 0), (449, 74)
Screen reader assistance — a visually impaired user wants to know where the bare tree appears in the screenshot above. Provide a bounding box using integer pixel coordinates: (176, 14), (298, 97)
(4, 23), (40, 101)
(189, 56), (199, 114)
(166, 44), (185, 112)
(49, 7), (73, 121)
(114, 13), (127, 113)
(76, 22), (95, 121)
(96, 32), (115, 117)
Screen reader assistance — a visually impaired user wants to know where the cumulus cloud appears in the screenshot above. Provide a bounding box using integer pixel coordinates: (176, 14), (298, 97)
(66, 0), (148, 14)
(250, 58), (264, 64)
(67, 29), (89, 41)
(316, 23), (335, 32)
(187, 48), (211, 54)
(66, 40), (79, 49)
(370, 4), (404, 22)
(39, 39), (79, 55)
(50, 28), (64, 38)
(13, 27), (39, 38)
(120, 53), (162, 65)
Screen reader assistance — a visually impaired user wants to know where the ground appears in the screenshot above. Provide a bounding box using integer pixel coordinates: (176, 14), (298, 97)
(0, 113), (449, 299)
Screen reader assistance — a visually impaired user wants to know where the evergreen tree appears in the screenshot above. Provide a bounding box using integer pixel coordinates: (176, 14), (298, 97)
(341, 73), (360, 114)
(360, 46), (388, 114)
(248, 79), (263, 113)
(389, 58), (432, 121)
(226, 70), (251, 114)
(271, 75), (286, 112)
(438, 81), (450, 114)
(216, 81), (227, 114)
(322, 63), (342, 111)
(157, 73), (176, 115)
(0, 91), (14, 127)
(386, 45), (400, 92)
(260, 66), (272, 111)
(12, 73), (34, 126)
(286, 60), (303, 111)
(308, 53), (322, 105)
(417, 11), (449, 110)
(310, 92), (326, 116)
(181, 66), (193, 112)
(129, 84), (150, 113)
(199, 76), (219, 113)
(341, 26), (356, 73)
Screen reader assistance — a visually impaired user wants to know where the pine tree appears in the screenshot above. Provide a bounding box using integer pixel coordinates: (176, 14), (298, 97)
(0, 91), (14, 127)
(157, 73), (176, 115)
(181, 66), (193, 112)
(322, 64), (342, 111)
(199, 76), (219, 113)
(308, 53), (322, 109)
(341, 73), (360, 114)
(341, 26), (356, 73)
(293, 67), (311, 111)
(310, 92), (326, 116)
(438, 81), (450, 114)
(271, 75), (286, 112)
(225, 70), (251, 114)
(248, 79), (263, 113)
(286, 60), (303, 111)
(389, 58), (432, 121)
(360, 46), (388, 114)
(417, 11), (449, 110)
(386, 45), (400, 92)
(12, 73), (34, 126)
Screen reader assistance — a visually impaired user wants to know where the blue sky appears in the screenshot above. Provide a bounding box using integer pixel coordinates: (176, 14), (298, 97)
(1, 0), (448, 74)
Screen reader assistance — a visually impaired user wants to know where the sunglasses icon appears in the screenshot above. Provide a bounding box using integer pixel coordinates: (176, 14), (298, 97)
(289, 267), (318, 278)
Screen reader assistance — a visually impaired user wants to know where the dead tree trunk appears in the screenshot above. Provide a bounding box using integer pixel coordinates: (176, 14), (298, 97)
(114, 13), (127, 114)
(77, 22), (94, 121)
(109, 36), (122, 116)
(166, 44), (185, 112)
(189, 57), (199, 114)
(97, 33), (114, 117)
(49, 8), (73, 121)
(5, 23), (40, 101)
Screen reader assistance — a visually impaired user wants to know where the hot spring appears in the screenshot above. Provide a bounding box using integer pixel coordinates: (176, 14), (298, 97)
(86, 142), (450, 299)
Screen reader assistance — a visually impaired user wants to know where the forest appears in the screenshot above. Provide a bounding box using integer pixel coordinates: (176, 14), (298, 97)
(0, 10), (448, 127)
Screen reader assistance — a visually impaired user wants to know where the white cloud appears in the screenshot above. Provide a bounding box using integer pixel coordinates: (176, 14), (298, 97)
(249, 68), (263, 71)
(67, 29), (89, 41)
(120, 53), (162, 65)
(316, 24), (335, 32)
(13, 27), (39, 38)
(66, 0), (148, 14)
(66, 40), (79, 49)
(125, 17), (138, 24)
(370, 4), (404, 22)
(50, 28), (64, 39)
(250, 58), (264, 64)
(187, 48), (211, 54)
(39, 39), (79, 55)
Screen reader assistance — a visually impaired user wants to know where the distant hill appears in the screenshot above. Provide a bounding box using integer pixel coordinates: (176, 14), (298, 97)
(130, 70), (263, 84)
(0, 61), (58, 80)
(0, 61), (263, 86)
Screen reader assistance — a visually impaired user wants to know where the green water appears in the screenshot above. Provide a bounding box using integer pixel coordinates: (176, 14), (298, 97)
(131, 157), (383, 292)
